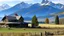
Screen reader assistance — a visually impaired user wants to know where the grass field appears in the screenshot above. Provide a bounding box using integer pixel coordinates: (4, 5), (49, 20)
(0, 24), (64, 32)
(0, 28), (46, 32)
(0, 28), (53, 32)
(0, 28), (63, 36)
(0, 28), (64, 33)
(29, 24), (64, 28)
(0, 24), (64, 36)
(0, 24), (63, 36)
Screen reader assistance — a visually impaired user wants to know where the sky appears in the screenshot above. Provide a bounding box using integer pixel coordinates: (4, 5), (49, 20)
(0, 0), (64, 7)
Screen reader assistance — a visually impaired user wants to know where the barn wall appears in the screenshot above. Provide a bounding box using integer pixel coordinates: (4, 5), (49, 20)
(8, 24), (28, 28)
(3, 19), (8, 22)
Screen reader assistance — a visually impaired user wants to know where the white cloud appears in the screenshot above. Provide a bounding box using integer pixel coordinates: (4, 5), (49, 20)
(0, 0), (33, 6)
(49, 0), (64, 4)
(0, 0), (32, 2)
(21, 0), (31, 1)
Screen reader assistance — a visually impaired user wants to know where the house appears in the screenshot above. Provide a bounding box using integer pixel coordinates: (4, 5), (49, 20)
(1, 14), (28, 28)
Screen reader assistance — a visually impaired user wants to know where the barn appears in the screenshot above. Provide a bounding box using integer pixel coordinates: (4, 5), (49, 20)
(1, 15), (28, 28)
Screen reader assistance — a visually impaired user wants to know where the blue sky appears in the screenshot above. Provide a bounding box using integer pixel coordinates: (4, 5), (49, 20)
(0, 0), (64, 7)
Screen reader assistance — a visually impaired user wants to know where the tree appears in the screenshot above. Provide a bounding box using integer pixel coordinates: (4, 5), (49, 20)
(32, 15), (38, 27)
(45, 18), (49, 24)
(55, 15), (59, 24)
(19, 16), (24, 22)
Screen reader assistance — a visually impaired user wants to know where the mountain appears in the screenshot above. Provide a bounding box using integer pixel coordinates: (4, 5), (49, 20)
(14, 2), (32, 9)
(41, 0), (49, 4)
(41, 0), (55, 5)
(41, 0), (64, 9)
(0, 0), (64, 21)
(0, 2), (32, 17)
(54, 4), (64, 9)
(0, 4), (10, 11)
(10, 3), (62, 20)
(9, 0), (64, 21)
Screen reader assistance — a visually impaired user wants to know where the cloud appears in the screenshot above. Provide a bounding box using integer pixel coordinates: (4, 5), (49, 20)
(20, 0), (32, 2)
(0, 0), (32, 2)
(0, 0), (33, 6)
(49, 0), (64, 4)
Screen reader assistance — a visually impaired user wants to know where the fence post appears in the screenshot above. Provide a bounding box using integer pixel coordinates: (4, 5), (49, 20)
(41, 32), (42, 36)
(45, 31), (48, 36)
(35, 32), (36, 36)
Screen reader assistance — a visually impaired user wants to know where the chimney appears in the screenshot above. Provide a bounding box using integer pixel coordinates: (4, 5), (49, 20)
(15, 13), (18, 16)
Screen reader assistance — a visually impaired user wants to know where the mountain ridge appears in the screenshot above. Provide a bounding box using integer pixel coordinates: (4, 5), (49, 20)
(0, 4), (10, 11)
(0, 0), (64, 21)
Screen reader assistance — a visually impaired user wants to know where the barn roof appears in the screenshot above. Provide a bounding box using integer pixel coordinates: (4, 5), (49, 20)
(2, 16), (18, 21)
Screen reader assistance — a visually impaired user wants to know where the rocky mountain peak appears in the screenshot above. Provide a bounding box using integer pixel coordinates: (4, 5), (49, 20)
(41, 0), (49, 4)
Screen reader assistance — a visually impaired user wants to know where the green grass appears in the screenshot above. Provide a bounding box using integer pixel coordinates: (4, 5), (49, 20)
(0, 28), (63, 33)
(0, 28), (45, 33)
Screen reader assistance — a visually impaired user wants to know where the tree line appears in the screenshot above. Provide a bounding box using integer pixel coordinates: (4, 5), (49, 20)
(20, 15), (59, 27)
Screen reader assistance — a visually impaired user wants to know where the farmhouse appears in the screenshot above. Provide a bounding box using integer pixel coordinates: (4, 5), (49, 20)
(0, 14), (28, 28)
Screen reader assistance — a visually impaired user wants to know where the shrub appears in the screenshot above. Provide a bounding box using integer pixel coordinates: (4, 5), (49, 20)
(45, 18), (49, 24)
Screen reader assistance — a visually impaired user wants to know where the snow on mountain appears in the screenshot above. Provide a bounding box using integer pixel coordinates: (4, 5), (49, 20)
(55, 4), (64, 9)
(41, 0), (53, 5)
(40, 2), (50, 6)
(0, 4), (10, 11)
(15, 2), (32, 9)
(41, 0), (64, 9)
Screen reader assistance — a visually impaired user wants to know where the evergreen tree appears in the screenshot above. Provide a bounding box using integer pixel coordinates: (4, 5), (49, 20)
(19, 16), (24, 22)
(55, 15), (59, 24)
(45, 18), (49, 24)
(32, 15), (38, 27)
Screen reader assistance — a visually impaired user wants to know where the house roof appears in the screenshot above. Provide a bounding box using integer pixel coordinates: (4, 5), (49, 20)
(7, 16), (17, 20)
(2, 16), (18, 21)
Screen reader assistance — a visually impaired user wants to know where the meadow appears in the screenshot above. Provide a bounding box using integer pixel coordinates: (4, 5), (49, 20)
(29, 24), (64, 28)
(0, 24), (64, 32)
(0, 24), (64, 36)
(0, 28), (64, 36)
